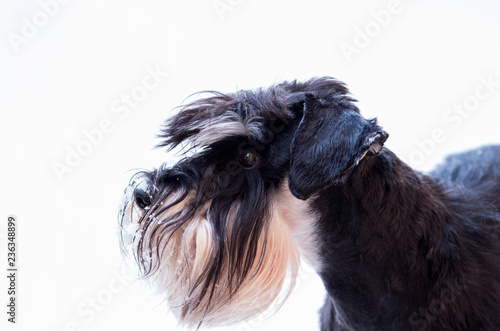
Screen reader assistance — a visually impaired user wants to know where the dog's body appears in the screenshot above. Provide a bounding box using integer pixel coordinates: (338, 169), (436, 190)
(317, 145), (500, 330)
(119, 77), (500, 330)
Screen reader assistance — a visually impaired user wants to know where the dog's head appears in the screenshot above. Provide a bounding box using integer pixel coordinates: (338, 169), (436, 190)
(119, 77), (387, 327)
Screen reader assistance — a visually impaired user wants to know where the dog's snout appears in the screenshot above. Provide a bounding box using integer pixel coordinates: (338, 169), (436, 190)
(134, 186), (153, 209)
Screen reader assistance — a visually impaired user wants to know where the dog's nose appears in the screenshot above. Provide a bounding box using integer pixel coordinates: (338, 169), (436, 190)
(134, 187), (153, 209)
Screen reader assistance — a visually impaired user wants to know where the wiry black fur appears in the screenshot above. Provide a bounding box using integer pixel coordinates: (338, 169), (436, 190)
(315, 147), (500, 330)
(123, 77), (500, 330)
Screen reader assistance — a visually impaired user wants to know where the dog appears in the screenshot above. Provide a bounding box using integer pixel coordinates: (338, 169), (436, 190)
(119, 77), (500, 330)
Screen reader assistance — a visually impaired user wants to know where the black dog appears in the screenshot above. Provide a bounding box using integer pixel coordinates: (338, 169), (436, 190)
(119, 77), (500, 330)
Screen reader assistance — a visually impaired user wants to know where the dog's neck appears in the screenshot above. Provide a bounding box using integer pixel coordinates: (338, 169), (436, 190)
(314, 148), (452, 329)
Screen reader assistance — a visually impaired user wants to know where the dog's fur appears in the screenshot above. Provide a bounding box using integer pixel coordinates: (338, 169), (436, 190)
(119, 77), (500, 330)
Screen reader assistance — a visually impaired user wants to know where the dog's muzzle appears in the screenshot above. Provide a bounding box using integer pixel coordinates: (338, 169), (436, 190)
(118, 165), (304, 328)
(118, 174), (156, 254)
(133, 186), (153, 210)
(121, 176), (152, 210)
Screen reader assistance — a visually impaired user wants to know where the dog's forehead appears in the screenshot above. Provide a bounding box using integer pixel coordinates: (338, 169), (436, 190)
(158, 77), (356, 150)
(184, 110), (266, 147)
(160, 91), (296, 150)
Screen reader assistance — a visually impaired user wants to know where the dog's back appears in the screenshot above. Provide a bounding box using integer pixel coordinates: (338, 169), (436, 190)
(431, 145), (500, 210)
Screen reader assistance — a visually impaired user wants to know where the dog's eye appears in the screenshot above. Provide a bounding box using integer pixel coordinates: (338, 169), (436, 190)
(239, 151), (258, 168)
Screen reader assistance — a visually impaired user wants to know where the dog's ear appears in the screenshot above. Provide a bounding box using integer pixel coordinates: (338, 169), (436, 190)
(288, 94), (388, 200)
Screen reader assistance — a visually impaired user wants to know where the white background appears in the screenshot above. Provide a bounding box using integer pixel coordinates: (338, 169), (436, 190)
(1, 1), (500, 330)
